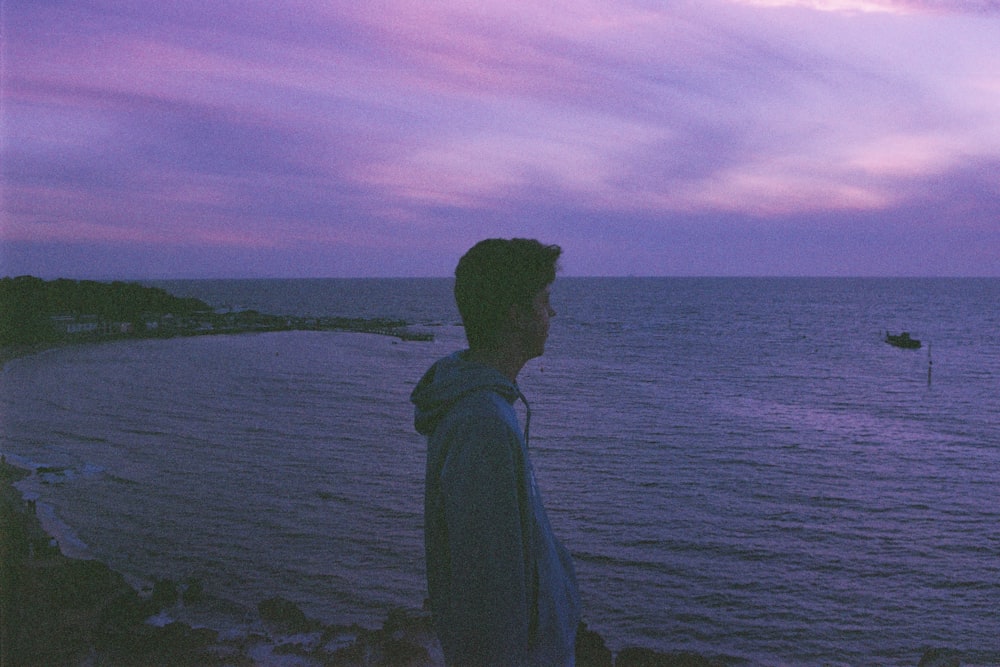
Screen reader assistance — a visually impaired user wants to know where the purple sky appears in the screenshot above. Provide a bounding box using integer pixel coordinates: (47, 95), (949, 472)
(3, 0), (999, 278)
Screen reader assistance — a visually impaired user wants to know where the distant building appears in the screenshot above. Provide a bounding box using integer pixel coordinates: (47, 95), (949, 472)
(49, 314), (132, 337)
(49, 314), (99, 335)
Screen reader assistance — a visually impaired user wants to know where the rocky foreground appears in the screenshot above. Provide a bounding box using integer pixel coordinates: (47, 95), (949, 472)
(0, 460), (967, 667)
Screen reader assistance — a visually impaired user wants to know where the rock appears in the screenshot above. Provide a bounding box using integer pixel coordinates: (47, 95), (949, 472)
(323, 609), (440, 666)
(258, 596), (314, 634)
(181, 576), (205, 604)
(384, 606), (436, 637)
(615, 647), (716, 667)
(274, 641), (315, 657)
(383, 637), (432, 666)
(98, 592), (155, 638)
(576, 622), (613, 667)
(116, 621), (221, 667)
(918, 648), (962, 667)
(327, 633), (433, 667)
(151, 577), (179, 609)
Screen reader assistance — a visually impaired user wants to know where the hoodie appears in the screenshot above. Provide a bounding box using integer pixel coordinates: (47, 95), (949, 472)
(411, 351), (581, 667)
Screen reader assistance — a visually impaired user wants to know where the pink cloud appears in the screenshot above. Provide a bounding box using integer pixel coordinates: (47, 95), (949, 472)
(3, 0), (999, 276)
(729, 0), (1000, 14)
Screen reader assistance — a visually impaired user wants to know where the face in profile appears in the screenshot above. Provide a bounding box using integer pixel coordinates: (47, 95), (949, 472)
(519, 285), (555, 359)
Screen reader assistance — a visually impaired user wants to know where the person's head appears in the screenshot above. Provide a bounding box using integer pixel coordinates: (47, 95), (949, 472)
(454, 238), (561, 354)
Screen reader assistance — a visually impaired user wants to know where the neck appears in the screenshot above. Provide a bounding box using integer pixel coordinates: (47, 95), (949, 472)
(466, 347), (527, 383)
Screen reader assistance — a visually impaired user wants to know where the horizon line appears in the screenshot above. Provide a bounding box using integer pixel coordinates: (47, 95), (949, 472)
(5, 274), (998, 282)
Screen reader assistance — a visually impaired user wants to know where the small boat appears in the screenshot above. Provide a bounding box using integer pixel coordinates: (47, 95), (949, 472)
(885, 331), (921, 349)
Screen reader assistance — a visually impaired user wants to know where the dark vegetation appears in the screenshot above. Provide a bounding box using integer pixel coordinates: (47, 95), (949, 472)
(0, 276), (211, 345)
(0, 276), (431, 347)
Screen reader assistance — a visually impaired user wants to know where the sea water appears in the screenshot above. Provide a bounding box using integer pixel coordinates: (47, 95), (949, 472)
(2, 278), (998, 666)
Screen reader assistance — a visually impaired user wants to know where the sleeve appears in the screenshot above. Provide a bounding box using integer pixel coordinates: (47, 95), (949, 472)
(437, 411), (531, 666)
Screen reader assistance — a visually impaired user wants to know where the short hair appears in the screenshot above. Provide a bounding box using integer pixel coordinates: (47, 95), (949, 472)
(454, 238), (561, 350)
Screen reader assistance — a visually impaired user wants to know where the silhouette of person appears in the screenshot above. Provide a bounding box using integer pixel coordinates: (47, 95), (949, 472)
(411, 238), (581, 666)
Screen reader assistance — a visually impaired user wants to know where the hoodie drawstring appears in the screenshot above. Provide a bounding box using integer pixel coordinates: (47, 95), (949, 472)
(516, 386), (531, 447)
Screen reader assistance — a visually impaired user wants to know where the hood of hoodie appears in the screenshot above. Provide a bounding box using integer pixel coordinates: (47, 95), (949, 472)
(411, 351), (523, 437)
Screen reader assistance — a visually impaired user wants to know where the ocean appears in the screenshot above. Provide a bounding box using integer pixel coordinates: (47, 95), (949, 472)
(2, 278), (998, 666)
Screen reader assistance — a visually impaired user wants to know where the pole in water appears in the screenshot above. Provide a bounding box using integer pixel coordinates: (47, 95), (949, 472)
(927, 342), (933, 387)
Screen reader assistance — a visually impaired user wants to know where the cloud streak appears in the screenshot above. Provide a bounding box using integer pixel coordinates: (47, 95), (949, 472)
(2, 0), (998, 277)
(732, 0), (1000, 15)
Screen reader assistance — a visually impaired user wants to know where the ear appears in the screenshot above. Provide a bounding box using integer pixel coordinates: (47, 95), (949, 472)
(508, 302), (531, 329)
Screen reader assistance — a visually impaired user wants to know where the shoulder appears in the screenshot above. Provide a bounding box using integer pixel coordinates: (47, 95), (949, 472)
(435, 389), (513, 436)
(435, 389), (521, 447)
(436, 396), (525, 483)
(424, 386), (524, 473)
(455, 386), (514, 412)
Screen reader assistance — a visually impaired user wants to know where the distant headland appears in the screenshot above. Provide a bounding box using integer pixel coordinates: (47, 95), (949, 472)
(0, 276), (432, 363)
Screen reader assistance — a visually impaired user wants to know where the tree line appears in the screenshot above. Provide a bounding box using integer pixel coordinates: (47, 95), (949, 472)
(0, 276), (211, 345)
